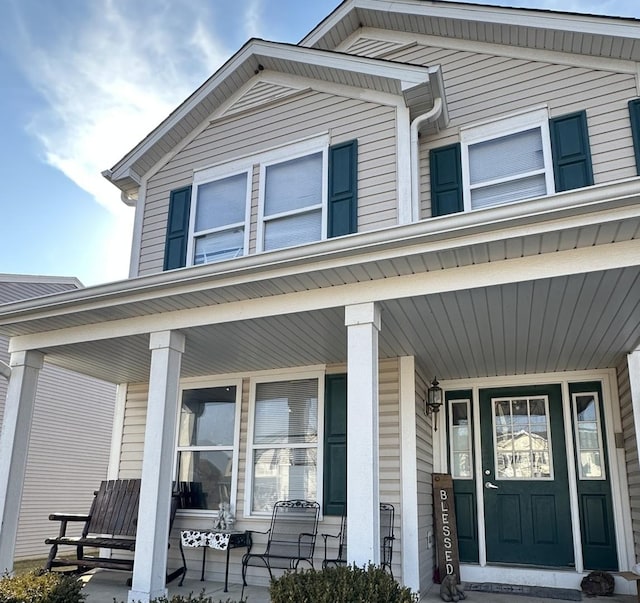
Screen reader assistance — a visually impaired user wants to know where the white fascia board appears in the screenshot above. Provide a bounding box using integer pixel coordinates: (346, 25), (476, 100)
(253, 40), (431, 85)
(1, 177), (640, 331)
(302, 0), (640, 48)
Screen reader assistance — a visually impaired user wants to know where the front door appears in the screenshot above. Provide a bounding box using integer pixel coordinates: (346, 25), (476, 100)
(480, 385), (574, 567)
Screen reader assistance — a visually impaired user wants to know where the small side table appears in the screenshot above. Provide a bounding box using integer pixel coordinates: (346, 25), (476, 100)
(179, 529), (252, 592)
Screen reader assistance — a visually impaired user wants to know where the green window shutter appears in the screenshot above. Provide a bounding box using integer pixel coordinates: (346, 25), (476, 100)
(549, 111), (594, 192)
(429, 143), (463, 216)
(628, 99), (640, 175)
(328, 140), (357, 238)
(163, 186), (192, 271)
(323, 374), (347, 516)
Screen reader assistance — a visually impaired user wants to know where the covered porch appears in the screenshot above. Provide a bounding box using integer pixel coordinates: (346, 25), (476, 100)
(1, 185), (640, 600)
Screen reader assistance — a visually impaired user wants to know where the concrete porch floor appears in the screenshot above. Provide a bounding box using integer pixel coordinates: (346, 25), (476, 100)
(80, 570), (640, 602)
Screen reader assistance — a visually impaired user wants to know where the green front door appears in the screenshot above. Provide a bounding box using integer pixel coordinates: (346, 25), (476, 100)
(480, 385), (574, 567)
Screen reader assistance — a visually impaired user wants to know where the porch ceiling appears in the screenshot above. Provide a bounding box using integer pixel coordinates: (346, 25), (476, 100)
(37, 267), (640, 384)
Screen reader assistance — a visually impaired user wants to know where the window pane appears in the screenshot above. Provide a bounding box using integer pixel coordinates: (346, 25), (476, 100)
(195, 173), (247, 231)
(471, 174), (547, 209)
(453, 452), (472, 479)
(469, 128), (544, 185)
(252, 448), (317, 512)
(179, 387), (236, 447)
(264, 210), (321, 251)
(254, 380), (318, 445)
(574, 393), (605, 480)
(194, 228), (244, 265)
(494, 397), (552, 479)
(264, 153), (322, 216)
(177, 450), (233, 510)
(580, 451), (603, 479)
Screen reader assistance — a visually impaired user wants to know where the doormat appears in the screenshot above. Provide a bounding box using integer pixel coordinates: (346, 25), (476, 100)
(464, 582), (582, 601)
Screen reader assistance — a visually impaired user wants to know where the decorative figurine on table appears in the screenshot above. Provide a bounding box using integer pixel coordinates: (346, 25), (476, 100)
(212, 502), (235, 531)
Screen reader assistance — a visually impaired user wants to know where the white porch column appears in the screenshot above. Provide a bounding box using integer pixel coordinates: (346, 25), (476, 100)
(0, 350), (44, 574)
(128, 331), (185, 603)
(345, 302), (381, 566)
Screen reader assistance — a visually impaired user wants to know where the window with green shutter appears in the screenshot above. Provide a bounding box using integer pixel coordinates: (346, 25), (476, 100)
(429, 107), (594, 217)
(174, 136), (359, 269)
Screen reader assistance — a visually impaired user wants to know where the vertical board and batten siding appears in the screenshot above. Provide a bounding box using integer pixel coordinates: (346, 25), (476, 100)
(617, 359), (640, 560)
(0, 336), (115, 560)
(414, 368), (435, 595)
(374, 43), (638, 218)
(139, 90), (398, 276)
(118, 359), (404, 585)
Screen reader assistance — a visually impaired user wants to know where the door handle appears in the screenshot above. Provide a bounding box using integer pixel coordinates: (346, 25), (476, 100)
(485, 481), (499, 489)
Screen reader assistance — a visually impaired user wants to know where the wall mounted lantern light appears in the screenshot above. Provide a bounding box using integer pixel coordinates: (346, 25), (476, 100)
(425, 377), (443, 428)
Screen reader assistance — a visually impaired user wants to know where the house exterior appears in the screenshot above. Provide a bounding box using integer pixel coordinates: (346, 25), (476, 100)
(0, 274), (116, 560)
(1, 0), (640, 601)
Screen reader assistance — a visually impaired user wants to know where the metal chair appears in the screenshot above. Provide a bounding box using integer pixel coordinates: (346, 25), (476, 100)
(241, 499), (320, 590)
(321, 503), (396, 576)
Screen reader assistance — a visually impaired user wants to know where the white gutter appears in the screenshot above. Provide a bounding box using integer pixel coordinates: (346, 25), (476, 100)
(410, 96), (443, 222)
(0, 360), (10, 381)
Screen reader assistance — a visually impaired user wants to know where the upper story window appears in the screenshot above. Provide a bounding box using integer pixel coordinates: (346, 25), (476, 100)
(430, 107), (593, 218)
(163, 137), (357, 271)
(258, 148), (327, 252)
(175, 382), (241, 514)
(461, 108), (555, 211)
(190, 171), (251, 265)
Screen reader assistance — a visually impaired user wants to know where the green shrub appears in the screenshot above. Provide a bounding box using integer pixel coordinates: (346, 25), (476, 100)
(269, 564), (418, 603)
(0, 569), (84, 603)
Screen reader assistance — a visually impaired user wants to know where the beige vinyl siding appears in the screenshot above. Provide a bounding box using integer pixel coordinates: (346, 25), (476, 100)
(379, 358), (402, 579)
(617, 358), (640, 560)
(0, 280), (115, 561)
(415, 367), (434, 595)
(377, 43), (638, 218)
(118, 382), (148, 478)
(122, 360), (405, 585)
(139, 89), (397, 276)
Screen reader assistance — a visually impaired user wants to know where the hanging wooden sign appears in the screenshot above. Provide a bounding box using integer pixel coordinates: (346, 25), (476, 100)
(432, 473), (460, 581)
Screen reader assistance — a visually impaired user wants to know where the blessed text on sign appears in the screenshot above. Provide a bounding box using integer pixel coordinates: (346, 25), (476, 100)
(433, 473), (460, 580)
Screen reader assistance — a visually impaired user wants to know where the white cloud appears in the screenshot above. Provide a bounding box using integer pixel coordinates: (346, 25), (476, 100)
(12, 0), (230, 220)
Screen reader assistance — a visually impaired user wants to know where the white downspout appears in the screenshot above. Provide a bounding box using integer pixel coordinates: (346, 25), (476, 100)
(0, 361), (10, 381)
(410, 97), (443, 222)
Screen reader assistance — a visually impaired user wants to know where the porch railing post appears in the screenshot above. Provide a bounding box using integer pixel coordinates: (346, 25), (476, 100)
(0, 350), (44, 574)
(345, 302), (381, 566)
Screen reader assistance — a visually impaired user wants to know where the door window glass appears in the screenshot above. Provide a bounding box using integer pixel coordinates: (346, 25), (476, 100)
(493, 396), (553, 480)
(449, 399), (473, 479)
(572, 392), (605, 480)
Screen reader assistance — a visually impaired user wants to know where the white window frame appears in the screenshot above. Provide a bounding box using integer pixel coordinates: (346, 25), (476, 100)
(187, 167), (253, 266)
(256, 139), (329, 253)
(448, 398), (473, 480)
(572, 391), (607, 481)
(460, 107), (556, 212)
(244, 369), (325, 518)
(174, 378), (243, 517)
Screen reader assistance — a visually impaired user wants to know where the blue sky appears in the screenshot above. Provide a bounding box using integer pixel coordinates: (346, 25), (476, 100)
(0, 0), (639, 286)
